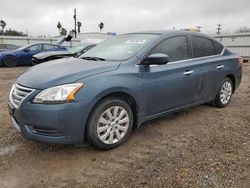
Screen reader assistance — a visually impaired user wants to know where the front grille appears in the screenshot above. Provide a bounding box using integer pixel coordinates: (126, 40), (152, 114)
(9, 83), (34, 109)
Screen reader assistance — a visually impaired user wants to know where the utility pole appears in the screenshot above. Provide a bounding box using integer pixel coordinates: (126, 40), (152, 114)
(73, 8), (77, 38)
(216, 24), (222, 35)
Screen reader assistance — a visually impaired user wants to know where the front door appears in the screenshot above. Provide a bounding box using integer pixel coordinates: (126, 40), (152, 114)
(21, 44), (44, 65)
(141, 35), (202, 117)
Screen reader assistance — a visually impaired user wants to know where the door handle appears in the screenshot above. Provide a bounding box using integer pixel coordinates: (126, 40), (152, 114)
(183, 70), (194, 75)
(216, 65), (224, 69)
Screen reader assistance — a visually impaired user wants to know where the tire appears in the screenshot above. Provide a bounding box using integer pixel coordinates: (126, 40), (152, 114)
(31, 58), (39, 66)
(213, 77), (233, 108)
(3, 55), (18, 67)
(86, 97), (134, 150)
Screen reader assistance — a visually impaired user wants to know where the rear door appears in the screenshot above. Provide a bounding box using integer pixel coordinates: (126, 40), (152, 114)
(142, 35), (203, 117)
(190, 36), (225, 101)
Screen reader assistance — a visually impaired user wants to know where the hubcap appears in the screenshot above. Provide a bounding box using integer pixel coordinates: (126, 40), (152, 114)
(97, 106), (129, 144)
(220, 81), (232, 104)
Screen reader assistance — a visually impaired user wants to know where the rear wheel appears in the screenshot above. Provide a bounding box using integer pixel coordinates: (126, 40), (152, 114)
(3, 55), (18, 67)
(86, 98), (133, 150)
(213, 78), (233, 108)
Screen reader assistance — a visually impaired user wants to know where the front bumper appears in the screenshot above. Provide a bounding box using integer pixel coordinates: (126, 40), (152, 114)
(8, 98), (90, 144)
(31, 57), (44, 65)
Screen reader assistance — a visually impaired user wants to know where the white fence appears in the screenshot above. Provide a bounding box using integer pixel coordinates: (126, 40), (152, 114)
(0, 35), (81, 47)
(214, 33), (250, 60)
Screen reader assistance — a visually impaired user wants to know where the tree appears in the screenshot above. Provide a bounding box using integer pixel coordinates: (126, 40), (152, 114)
(0, 20), (6, 33)
(57, 22), (62, 35)
(235, 27), (250, 33)
(77, 21), (82, 33)
(60, 28), (67, 36)
(98, 22), (104, 32)
(3, 29), (26, 36)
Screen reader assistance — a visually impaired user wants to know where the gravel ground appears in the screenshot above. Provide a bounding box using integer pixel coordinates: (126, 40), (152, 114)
(0, 64), (249, 188)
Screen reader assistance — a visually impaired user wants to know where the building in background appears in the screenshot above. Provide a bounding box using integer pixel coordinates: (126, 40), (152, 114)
(214, 33), (250, 62)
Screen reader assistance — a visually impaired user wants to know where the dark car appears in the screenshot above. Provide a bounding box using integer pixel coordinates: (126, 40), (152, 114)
(8, 30), (242, 150)
(0, 43), (66, 67)
(32, 43), (96, 65)
(0, 44), (20, 52)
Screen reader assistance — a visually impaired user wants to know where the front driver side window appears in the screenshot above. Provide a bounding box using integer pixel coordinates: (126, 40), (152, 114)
(150, 36), (189, 62)
(27, 44), (43, 51)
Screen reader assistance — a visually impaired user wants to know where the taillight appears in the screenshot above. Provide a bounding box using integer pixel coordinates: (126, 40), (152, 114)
(238, 56), (243, 71)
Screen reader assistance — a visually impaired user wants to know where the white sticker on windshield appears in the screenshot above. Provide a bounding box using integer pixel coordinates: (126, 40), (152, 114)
(126, 40), (146, 44)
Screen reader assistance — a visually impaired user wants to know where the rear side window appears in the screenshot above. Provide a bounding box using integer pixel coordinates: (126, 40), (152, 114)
(191, 36), (216, 58)
(150, 36), (189, 62)
(43, 44), (57, 50)
(213, 40), (224, 54)
(27, 44), (43, 51)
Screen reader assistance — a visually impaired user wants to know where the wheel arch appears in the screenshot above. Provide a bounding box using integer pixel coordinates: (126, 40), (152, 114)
(225, 74), (236, 93)
(0, 54), (7, 65)
(2, 54), (19, 67)
(84, 90), (140, 141)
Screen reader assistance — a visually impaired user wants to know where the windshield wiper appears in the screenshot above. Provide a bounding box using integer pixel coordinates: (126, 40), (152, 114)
(80, 56), (106, 61)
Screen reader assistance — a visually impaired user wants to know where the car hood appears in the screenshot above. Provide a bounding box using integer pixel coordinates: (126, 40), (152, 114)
(33, 51), (71, 59)
(17, 58), (121, 89)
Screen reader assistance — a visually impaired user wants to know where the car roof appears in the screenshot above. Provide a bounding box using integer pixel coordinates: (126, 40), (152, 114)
(125, 30), (213, 39)
(27, 43), (58, 46)
(17, 43), (59, 50)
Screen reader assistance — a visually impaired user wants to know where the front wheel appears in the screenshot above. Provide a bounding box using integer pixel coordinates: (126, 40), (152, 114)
(86, 98), (133, 150)
(213, 78), (233, 108)
(3, 55), (18, 67)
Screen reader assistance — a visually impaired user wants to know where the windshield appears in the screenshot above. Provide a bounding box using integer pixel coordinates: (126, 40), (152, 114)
(68, 43), (89, 54)
(79, 34), (157, 61)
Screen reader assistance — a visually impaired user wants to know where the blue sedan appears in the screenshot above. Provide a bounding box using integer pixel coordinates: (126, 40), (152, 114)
(8, 30), (242, 149)
(0, 43), (66, 67)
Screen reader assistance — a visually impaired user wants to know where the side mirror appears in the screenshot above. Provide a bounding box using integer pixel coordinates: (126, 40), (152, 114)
(143, 53), (169, 65)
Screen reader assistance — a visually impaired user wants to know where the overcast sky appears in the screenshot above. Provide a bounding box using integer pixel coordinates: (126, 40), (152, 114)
(1, 0), (250, 36)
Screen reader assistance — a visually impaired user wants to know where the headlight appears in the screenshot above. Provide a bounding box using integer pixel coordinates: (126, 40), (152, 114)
(33, 83), (83, 104)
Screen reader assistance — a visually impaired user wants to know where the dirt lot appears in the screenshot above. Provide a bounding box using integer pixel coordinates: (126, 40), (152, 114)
(0, 64), (249, 188)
